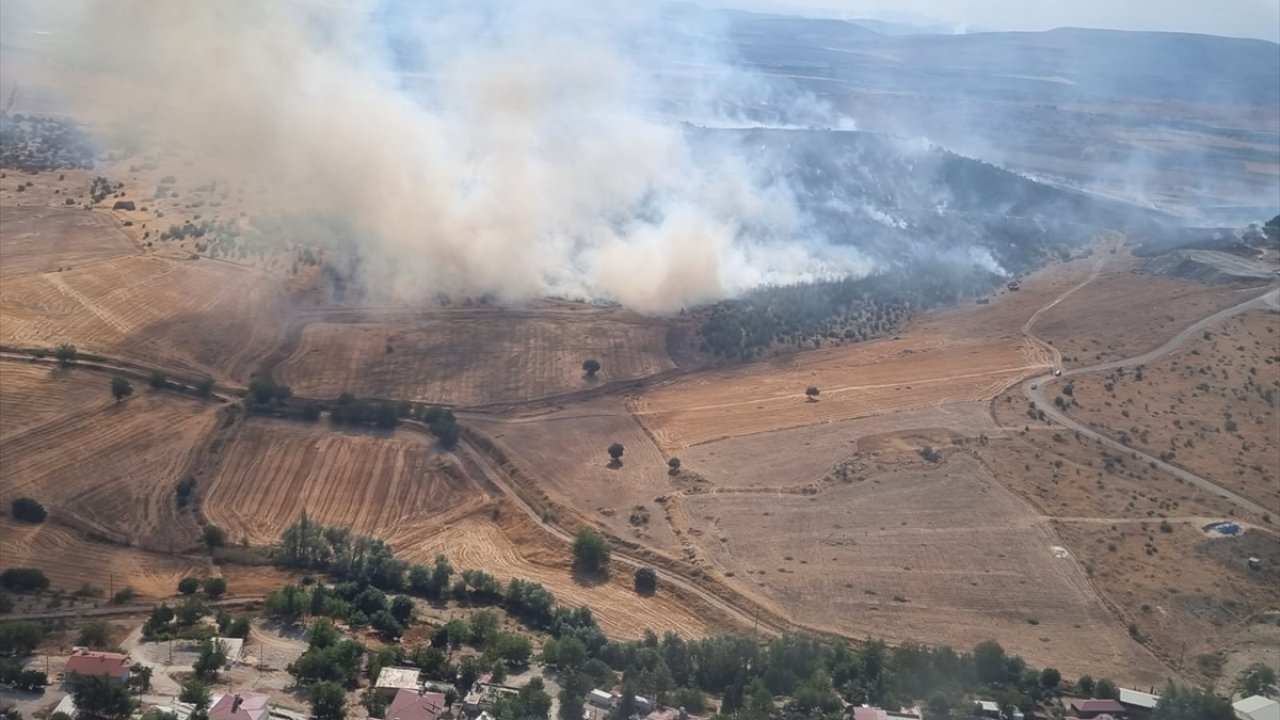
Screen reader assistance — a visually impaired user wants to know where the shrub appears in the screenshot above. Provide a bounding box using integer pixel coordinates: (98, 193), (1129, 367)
(667, 457), (681, 474)
(10, 497), (47, 523)
(194, 377), (215, 398)
(607, 442), (625, 464)
(112, 587), (136, 605)
(572, 528), (610, 576)
(805, 386), (820, 400)
(633, 567), (657, 595)
(77, 620), (112, 649)
(203, 525), (227, 549)
(148, 372), (167, 389)
(202, 577), (227, 598)
(178, 577), (199, 595)
(55, 343), (78, 368)
(110, 377), (133, 403)
(582, 358), (601, 377)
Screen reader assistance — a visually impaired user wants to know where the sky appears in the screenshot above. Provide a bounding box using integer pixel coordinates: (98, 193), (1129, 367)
(708, 0), (1280, 41)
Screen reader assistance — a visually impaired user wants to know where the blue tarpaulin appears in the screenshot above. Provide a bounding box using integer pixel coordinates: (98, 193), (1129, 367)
(1214, 522), (1241, 535)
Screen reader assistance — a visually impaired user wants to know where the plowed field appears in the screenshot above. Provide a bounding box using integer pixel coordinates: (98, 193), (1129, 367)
(0, 207), (137, 277)
(275, 307), (673, 405)
(0, 361), (221, 550)
(201, 419), (490, 547)
(0, 254), (287, 382)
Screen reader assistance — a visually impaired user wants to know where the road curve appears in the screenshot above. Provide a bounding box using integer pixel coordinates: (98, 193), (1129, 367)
(1022, 286), (1279, 518)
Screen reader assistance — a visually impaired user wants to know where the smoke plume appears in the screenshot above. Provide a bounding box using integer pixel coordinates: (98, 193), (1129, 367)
(28, 0), (863, 312)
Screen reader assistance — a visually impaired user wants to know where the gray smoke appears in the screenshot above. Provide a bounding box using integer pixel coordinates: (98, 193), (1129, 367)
(20, 0), (867, 312)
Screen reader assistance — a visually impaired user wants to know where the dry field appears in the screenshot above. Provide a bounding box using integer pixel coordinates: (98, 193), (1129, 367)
(201, 418), (489, 547)
(0, 518), (209, 598)
(1054, 521), (1279, 683)
(1063, 309), (1280, 514)
(0, 254), (288, 382)
(632, 334), (1046, 450)
(0, 206), (136, 277)
(275, 307), (673, 406)
(401, 512), (715, 640)
(1033, 253), (1263, 366)
(0, 361), (221, 550)
(678, 445), (1168, 684)
(466, 397), (684, 557)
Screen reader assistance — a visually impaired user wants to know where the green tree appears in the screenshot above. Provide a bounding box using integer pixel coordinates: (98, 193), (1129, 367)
(179, 679), (211, 720)
(148, 372), (167, 390)
(311, 681), (348, 720)
(667, 457), (681, 474)
(195, 377), (215, 398)
(111, 376), (134, 403)
(634, 567), (657, 595)
(1040, 667), (1062, 692)
(1237, 663), (1278, 698)
(77, 620), (112, 649)
(1154, 683), (1233, 720)
(582, 359), (601, 377)
(129, 664), (153, 694)
(389, 595), (415, 625)
(202, 577), (227, 598)
(805, 386), (820, 400)
(1096, 678), (1119, 699)
(607, 442), (625, 465)
(55, 343), (78, 368)
(266, 584), (309, 624)
(1077, 674), (1095, 696)
(10, 497), (47, 523)
(203, 525), (226, 549)
(177, 577), (199, 595)
(193, 640), (228, 680)
(1, 567), (49, 592)
(925, 692), (951, 719)
(0, 621), (44, 655)
(69, 675), (136, 720)
(573, 528), (611, 576)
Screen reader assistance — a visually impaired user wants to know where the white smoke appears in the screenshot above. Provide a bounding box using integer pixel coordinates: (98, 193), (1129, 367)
(23, 0), (866, 313)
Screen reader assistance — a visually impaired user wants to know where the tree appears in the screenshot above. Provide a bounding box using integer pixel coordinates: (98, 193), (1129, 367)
(1154, 683), (1233, 720)
(193, 640), (228, 680)
(111, 376), (134, 403)
(582, 359), (601, 377)
(179, 678), (211, 720)
(1237, 663), (1278, 698)
(310, 681), (348, 720)
(148, 372), (167, 390)
(1078, 675), (1095, 696)
(607, 442), (625, 465)
(1, 567), (49, 592)
(10, 497), (47, 523)
(203, 525), (226, 549)
(370, 611), (404, 641)
(266, 584), (308, 624)
(634, 567), (657, 595)
(573, 528), (611, 576)
(925, 692), (951, 719)
(389, 595), (415, 625)
(202, 577), (227, 598)
(177, 577), (199, 595)
(973, 640), (1007, 686)
(55, 343), (78, 368)
(194, 377), (214, 398)
(1039, 667), (1061, 692)
(1095, 678), (1119, 699)
(559, 677), (587, 720)
(129, 664), (153, 694)
(805, 386), (820, 401)
(77, 619), (112, 648)
(69, 675), (136, 720)
(667, 457), (681, 475)
(0, 621), (44, 655)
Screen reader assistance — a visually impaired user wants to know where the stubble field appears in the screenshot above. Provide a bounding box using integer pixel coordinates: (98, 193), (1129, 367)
(0, 206), (137, 277)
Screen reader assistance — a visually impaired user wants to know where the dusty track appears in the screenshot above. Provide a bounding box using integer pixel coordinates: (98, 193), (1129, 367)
(1022, 286), (1279, 518)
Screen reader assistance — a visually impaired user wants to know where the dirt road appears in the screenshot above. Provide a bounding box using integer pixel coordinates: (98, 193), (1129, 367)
(1023, 286), (1279, 518)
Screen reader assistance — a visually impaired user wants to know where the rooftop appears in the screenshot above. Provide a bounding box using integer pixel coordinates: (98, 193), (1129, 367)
(64, 650), (131, 679)
(1067, 698), (1126, 714)
(1117, 688), (1159, 709)
(1234, 695), (1280, 720)
(209, 692), (271, 720)
(376, 667), (422, 691)
(387, 689), (448, 720)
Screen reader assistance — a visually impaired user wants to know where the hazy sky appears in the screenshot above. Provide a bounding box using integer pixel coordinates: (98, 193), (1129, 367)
(714, 0), (1280, 41)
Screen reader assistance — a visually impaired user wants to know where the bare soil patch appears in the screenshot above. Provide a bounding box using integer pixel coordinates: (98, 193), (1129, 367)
(275, 306), (673, 405)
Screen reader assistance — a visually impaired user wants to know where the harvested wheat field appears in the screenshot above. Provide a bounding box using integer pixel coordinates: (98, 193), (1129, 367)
(401, 512), (715, 640)
(633, 333), (1046, 450)
(201, 418), (490, 547)
(275, 305), (673, 406)
(466, 398), (684, 557)
(0, 362), (221, 550)
(1063, 309), (1280, 513)
(0, 254), (288, 382)
(679, 445), (1170, 684)
(0, 206), (137, 277)
(0, 518), (210, 598)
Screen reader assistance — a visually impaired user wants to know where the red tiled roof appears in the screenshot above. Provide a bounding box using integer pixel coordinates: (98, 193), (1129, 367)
(63, 651), (130, 680)
(388, 689), (447, 720)
(852, 709), (889, 720)
(1069, 698), (1126, 713)
(209, 692), (271, 720)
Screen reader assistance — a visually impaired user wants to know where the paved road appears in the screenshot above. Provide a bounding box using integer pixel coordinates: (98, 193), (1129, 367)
(1023, 286), (1280, 518)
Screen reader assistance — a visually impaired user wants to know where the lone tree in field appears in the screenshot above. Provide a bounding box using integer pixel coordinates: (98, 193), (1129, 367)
(607, 442), (625, 466)
(111, 377), (133, 403)
(582, 358), (601, 378)
(572, 528), (610, 576)
(55, 343), (78, 368)
(805, 386), (820, 401)
(633, 567), (657, 595)
(667, 457), (681, 476)
(10, 497), (47, 523)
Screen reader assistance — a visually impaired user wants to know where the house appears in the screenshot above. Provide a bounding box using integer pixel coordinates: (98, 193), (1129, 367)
(645, 708), (680, 720)
(63, 650), (131, 684)
(376, 667), (423, 697)
(1234, 695), (1280, 720)
(386, 689), (448, 720)
(588, 690), (613, 709)
(462, 683), (519, 716)
(974, 700), (1001, 718)
(1067, 698), (1127, 718)
(634, 697), (654, 716)
(852, 708), (888, 720)
(208, 692), (271, 720)
(1117, 688), (1159, 717)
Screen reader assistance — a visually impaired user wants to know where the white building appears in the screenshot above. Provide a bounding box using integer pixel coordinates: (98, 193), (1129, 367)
(1235, 695), (1280, 720)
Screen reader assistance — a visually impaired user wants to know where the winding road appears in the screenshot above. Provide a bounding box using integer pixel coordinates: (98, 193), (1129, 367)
(1022, 286), (1280, 518)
